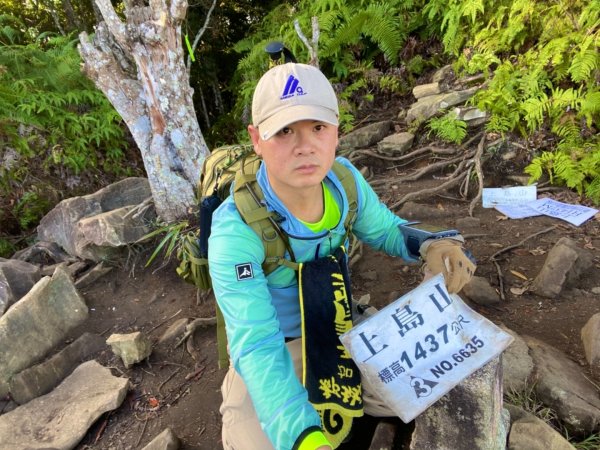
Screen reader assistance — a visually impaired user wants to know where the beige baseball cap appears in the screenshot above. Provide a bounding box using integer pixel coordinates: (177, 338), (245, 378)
(252, 63), (339, 140)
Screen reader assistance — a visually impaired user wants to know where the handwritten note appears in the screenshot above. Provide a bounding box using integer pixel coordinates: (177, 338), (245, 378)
(527, 198), (598, 226)
(482, 185), (537, 208)
(494, 198), (598, 226)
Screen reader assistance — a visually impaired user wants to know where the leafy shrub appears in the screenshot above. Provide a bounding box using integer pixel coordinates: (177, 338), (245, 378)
(231, 0), (432, 132)
(427, 111), (467, 144)
(423, 0), (599, 203)
(0, 25), (135, 234)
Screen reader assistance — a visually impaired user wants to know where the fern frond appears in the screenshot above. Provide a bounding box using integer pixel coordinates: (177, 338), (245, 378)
(579, 90), (600, 127)
(521, 93), (549, 132)
(427, 111), (468, 144)
(569, 44), (599, 83)
(461, 0), (485, 24)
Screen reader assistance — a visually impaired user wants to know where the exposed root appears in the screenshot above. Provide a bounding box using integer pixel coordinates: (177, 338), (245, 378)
(174, 317), (217, 349)
(468, 133), (487, 217)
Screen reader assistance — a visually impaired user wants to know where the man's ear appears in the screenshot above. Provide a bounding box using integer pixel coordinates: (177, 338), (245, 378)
(248, 125), (262, 156)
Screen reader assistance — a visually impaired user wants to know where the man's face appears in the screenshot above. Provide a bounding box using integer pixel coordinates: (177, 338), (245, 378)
(248, 119), (338, 197)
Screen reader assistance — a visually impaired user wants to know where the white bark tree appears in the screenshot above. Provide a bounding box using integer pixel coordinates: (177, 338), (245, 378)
(78, 0), (210, 222)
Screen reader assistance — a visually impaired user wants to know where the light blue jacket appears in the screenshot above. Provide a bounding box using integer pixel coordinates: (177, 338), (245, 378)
(208, 156), (416, 449)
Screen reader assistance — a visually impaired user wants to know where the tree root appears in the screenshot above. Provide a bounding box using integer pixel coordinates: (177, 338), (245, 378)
(365, 131), (501, 211)
(468, 133), (487, 217)
(174, 317), (217, 348)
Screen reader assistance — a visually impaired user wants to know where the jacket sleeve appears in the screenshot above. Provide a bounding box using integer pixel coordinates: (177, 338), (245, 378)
(336, 157), (418, 262)
(208, 199), (322, 450)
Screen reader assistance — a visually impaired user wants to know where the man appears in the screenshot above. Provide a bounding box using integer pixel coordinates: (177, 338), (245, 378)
(208, 63), (475, 450)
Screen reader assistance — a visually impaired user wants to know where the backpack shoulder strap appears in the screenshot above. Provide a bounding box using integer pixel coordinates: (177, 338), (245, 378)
(233, 163), (297, 275)
(331, 161), (359, 240)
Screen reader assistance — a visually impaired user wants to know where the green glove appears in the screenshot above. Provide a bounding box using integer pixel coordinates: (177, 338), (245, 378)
(421, 239), (476, 293)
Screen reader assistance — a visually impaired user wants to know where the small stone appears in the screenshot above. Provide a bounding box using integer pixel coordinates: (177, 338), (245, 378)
(106, 331), (152, 368)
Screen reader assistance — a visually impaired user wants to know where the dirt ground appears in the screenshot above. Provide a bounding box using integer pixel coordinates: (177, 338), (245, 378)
(62, 153), (600, 450)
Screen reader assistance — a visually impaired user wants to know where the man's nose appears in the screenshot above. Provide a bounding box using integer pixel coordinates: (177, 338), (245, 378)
(293, 130), (315, 154)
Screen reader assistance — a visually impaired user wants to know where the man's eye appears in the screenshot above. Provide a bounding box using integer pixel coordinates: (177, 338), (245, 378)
(277, 127), (292, 135)
(314, 124), (325, 131)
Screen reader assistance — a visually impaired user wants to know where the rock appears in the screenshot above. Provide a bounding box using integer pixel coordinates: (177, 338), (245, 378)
(453, 106), (488, 127)
(368, 419), (397, 450)
(9, 332), (107, 404)
(37, 177), (152, 261)
(410, 358), (509, 449)
(412, 82), (442, 99)
(531, 237), (593, 298)
(439, 88), (479, 109)
(75, 261), (114, 289)
(405, 93), (446, 124)
(525, 336), (600, 436)
(581, 313), (600, 370)
(141, 428), (181, 450)
(499, 326), (534, 394)
(107, 331), (153, 368)
(0, 360), (129, 449)
(0, 266), (88, 398)
(406, 88), (478, 124)
(432, 65), (454, 83)
(338, 121), (393, 151)
(505, 404), (576, 450)
(461, 276), (500, 305)
(12, 241), (71, 265)
(75, 204), (154, 261)
(377, 132), (415, 154)
(0, 258), (40, 316)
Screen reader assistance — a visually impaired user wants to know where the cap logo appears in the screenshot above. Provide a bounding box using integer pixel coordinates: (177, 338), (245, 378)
(280, 75), (306, 99)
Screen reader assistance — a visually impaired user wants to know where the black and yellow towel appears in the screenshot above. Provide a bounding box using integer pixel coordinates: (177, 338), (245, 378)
(298, 247), (363, 448)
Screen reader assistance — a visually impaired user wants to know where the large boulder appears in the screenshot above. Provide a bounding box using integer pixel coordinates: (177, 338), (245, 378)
(500, 326), (534, 394)
(506, 404), (576, 450)
(9, 332), (107, 404)
(0, 266), (88, 397)
(0, 360), (129, 450)
(526, 336), (600, 436)
(581, 313), (600, 370)
(37, 177), (153, 261)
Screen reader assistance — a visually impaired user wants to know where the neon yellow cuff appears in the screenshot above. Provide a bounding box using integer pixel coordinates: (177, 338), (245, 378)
(298, 430), (332, 450)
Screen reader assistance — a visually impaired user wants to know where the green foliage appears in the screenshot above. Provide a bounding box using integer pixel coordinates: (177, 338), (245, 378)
(231, 0), (432, 133)
(571, 434), (600, 450)
(0, 28), (132, 234)
(425, 0), (599, 204)
(142, 220), (192, 267)
(427, 111), (468, 144)
(505, 384), (558, 425)
(0, 238), (15, 258)
(13, 190), (51, 229)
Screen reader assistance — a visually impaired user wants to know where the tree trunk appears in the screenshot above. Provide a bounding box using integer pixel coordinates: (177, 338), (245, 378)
(78, 0), (210, 222)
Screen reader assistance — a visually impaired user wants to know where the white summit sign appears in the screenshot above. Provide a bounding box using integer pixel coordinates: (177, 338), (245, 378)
(340, 274), (513, 423)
